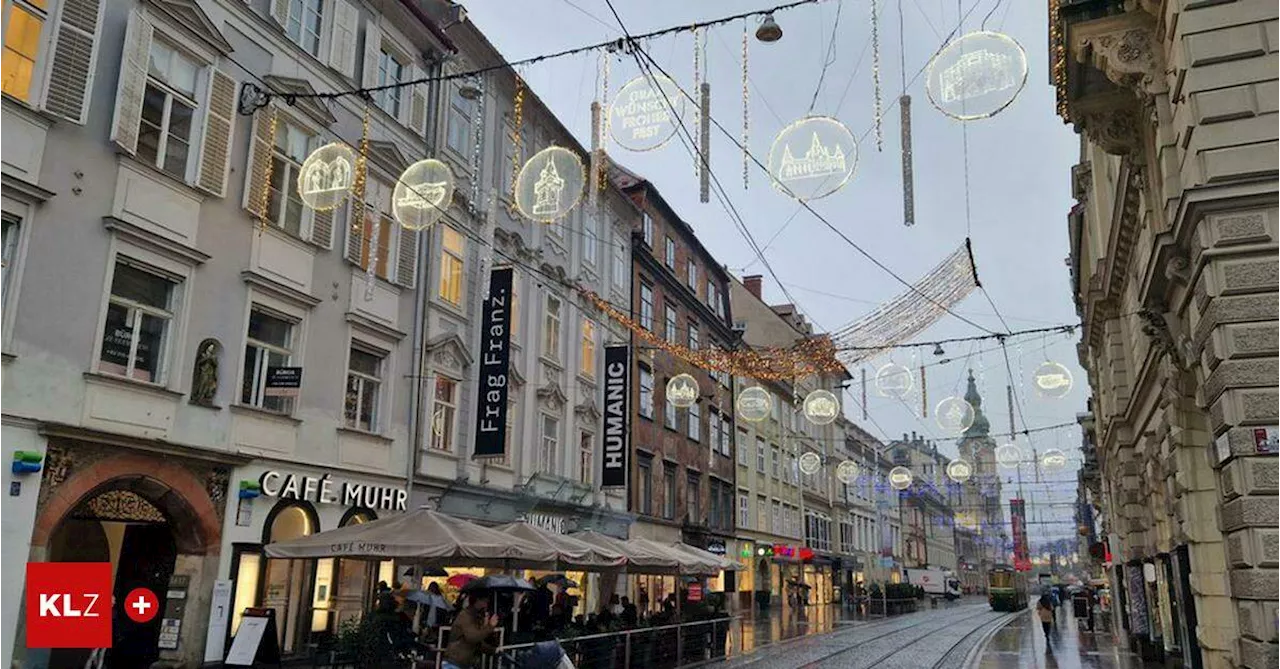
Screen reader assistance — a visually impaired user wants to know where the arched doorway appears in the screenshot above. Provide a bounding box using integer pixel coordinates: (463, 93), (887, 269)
(259, 501), (320, 655)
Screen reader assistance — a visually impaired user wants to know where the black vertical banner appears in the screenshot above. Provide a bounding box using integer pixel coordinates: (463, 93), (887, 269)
(601, 345), (630, 488)
(473, 267), (514, 459)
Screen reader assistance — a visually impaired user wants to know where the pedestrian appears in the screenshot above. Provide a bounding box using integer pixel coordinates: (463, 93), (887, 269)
(443, 592), (500, 669)
(1036, 596), (1055, 644)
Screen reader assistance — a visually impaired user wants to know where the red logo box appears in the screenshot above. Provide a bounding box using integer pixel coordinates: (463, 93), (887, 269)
(25, 562), (112, 649)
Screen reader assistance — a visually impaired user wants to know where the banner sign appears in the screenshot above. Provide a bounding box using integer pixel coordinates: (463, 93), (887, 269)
(1010, 498), (1030, 571)
(474, 267), (514, 459)
(601, 345), (630, 488)
(264, 367), (302, 397)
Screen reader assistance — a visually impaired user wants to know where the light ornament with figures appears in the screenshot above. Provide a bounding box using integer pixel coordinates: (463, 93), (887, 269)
(803, 389), (840, 425)
(608, 74), (688, 152)
(666, 374), (699, 409)
(514, 146), (586, 224)
(835, 460), (860, 485)
(995, 443), (1021, 469)
(297, 142), (357, 211)
(798, 452), (822, 476)
(935, 396), (975, 434)
(888, 466), (913, 491)
(925, 31), (1028, 121)
(736, 386), (773, 423)
(767, 116), (858, 202)
(1032, 361), (1073, 399)
(392, 159), (455, 231)
(875, 363), (914, 399)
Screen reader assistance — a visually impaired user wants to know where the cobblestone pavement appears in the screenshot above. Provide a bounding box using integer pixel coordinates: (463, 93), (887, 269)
(722, 599), (1014, 669)
(972, 605), (1143, 669)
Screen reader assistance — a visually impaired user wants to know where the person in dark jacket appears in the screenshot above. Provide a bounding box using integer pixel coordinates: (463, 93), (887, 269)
(620, 596), (638, 627)
(443, 592), (499, 669)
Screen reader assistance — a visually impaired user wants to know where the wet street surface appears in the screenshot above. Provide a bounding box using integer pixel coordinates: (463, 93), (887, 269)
(973, 606), (1143, 669)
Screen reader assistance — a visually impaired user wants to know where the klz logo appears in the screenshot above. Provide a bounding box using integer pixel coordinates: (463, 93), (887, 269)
(26, 562), (112, 648)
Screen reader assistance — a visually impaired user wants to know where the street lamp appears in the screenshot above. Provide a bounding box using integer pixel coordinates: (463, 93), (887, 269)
(755, 13), (783, 43)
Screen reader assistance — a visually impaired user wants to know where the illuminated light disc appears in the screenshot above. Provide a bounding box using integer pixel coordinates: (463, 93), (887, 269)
(1032, 361), (1074, 399)
(935, 396), (976, 433)
(803, 389), (840, 425)
(736, 386), (773, 423)
(392, 159), (455, 231)
(875, 363), (913, 399)
(836, 460), (860, 484)
(995, 443), (1021, 469)
(767, 116), (858, 202)
(666, 373), (699, 409)
(925, 31), (1028, 121)
(514, 146), (586, 223)
(1040, 448), (1068, 471)
(798, 452), (822, 475)
(297, 142), (357, 211)
(888, 466), (913, 491)
(607, 74), (689, 152)
(946, 459), (973, 484)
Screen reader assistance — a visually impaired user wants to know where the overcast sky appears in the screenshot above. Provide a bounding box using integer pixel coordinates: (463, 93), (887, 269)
(461, 0), (1086, 546)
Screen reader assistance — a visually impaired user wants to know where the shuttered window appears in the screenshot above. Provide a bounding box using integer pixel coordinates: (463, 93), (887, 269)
(40, 0), (104, 123)
(266, 120), (309, 236)
(437, 226), (464, 305)
(2, 0), (47, 102)
(283, 0), (323, 56)
(345, 179), (416, 288)
(375, 48), (405, 118)
(138, 39), (197, 179)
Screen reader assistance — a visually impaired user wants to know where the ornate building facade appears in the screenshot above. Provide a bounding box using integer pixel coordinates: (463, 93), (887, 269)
(1054, 0), (1277, 667)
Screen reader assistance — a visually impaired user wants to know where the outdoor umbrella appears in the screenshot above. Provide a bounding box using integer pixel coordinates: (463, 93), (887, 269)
(535, 574), (579, 589)
(571, 531), (683, 573)
(447, 573), (479, 589)
(461, 574), (535, 594)
(406, 590), (451, 609)
(497, 522), (627, 569)
(667, 542), (744, 572)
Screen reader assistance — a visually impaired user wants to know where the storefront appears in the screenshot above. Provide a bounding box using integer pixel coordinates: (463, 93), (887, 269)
(220, 464), (408, 657)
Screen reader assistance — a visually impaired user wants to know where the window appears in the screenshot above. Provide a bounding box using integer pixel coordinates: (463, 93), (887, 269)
(688, 402), (701, 441)
(579, 319), (596, 377)
(543, 294), (562, 360)
(344, 346), (383, 432)
(687, 261), (698, 292)
(2, 215), (21, 311)
(664, 237), (675, 268)
(139, 39), (198, 179)
(579, 432), (594, 485)
(2, 0), (45, 101)
(709, 412), (721, 453)
(737, 428), (749, 465)
(638, 455), (653, 515)
(359, 181), (397, 281)
(771, 446), (780, 478)
(430, 377), (458, 451)
(687, 473), (700, 524)
(435, 226), (465, 305)
(664, 304), (676, 343)
(719, 418), (731, 456)
(739, 493), (750, 528)
(241, 308), (295, 412)
(612, 238), (627, 291)
(688, 321), (699, 350)
(639, 282), (654, 330)
(583, 212), (598, 268)
(663, 384), (677, 430)
(641, 212), (653, 246)
(772, 501), (781, 534)
(662, 465), (676, 519)
(707, 281), (718, 315)
(99, 261), (176, 383)
(639, 365), (654, 419)
(375, 48), (406, 117)
(757, 497), (767, 532)
(446, 83), (475, 155)
(285, 0), (324, 55)
(787, 454), (797, 485)
(539, 415), (558, 474)
(756, 437), (766, 472)
(266, 120), (310, 236)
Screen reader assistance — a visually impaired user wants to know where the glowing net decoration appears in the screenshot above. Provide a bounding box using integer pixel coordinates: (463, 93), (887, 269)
(925, 31), (1028, 121)
(1032, 361), (1074, 399)
(298, 142), (357, 211)
(1040, 448), (1068, 471)
(666, 373), (699, 409)
(946, 458), (973, 484)
(836, 460), (860, 484)
(392, 159), (454, 231)
(888, 466), (913, 491)
(736, 386), (772, 423)
(608, 74), (688, 152)
(935, 396), (975, 433)
(514, 146), (586, 223)
(875, 363), (914, 398)
(802, 389), (840, 425)
(767, 116), (858, 202)
(798, 452), (822, 476)
(995, 443), (1022, 469)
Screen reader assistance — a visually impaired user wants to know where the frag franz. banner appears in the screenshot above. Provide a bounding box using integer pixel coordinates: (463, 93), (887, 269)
(601, 345), (630, 488)
(474, 267), (514, 459)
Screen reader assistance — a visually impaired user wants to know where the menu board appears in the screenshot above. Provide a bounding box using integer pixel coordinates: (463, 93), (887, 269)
(1125, 565), (1150, 635)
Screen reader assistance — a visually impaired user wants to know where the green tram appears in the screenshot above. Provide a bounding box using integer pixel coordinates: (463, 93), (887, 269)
(988, 564), (1028, 611)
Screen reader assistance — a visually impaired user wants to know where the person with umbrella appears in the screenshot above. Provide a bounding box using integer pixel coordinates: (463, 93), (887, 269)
(442, 589), (500, 669)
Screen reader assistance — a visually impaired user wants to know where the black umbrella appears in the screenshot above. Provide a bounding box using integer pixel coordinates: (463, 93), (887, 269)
(535, 574), (578, 589)
(787, 581), (812, 589)
(461, 574), (535, 594)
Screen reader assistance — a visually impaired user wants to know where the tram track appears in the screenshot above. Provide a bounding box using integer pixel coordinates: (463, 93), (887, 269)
(793, 605), (1015, 669)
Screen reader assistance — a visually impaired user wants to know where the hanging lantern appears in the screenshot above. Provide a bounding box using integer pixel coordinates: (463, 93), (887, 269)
(392, 159), (455, 231)
(755, 13), (783, 42)
(802, 389), (840, 425)
(298, 142), (357, 211)
(666, 373), (699, 409)
(736, 386), (772, 422)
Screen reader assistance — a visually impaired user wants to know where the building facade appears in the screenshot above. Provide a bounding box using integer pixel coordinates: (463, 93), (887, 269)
(1054, 0), (1277, 667)
(954, 372), (1004, 593)
(837, 419), (905, 587)
(891, 435), (959, 573)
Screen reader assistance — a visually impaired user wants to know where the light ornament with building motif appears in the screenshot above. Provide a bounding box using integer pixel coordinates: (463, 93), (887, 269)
(1039, 448), (1068, 471)
(298, 142), (357, 211)
(835, 460), (859, 484)
(995, 443), (1021, 469)
(946, 459), (973, 484)
(888, 466), (913, 490)
(802, 389), (840, 425)
(875, 362), (913, 398)
(666, 374), (699, 409)
(736, 386), (772, 423)
(798, 451), (822, 476)
(393, 159), (455, 231)
(925, 31), (1028, 121)
(515, 146), (586, 224)
(767, 116), (858, 201)
(1032, 361), (1073, 399)
(935, 396), (975, 434)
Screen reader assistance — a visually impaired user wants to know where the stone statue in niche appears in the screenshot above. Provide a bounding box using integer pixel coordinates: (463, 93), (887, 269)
(191, 339), (221, 406)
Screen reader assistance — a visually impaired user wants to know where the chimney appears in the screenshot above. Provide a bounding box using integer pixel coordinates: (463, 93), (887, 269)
(743, 275), (763, 299)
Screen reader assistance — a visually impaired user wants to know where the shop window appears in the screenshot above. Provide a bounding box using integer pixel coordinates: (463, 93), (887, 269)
(99, 260), (176, 384)
(344, 345), (384, 432)
(258, 502), (318, 654)
(242, 308), (296, 413)
(430, 377), (458, 452)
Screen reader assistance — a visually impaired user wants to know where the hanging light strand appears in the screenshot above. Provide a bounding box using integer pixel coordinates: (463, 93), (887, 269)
(741, 18), (750, 190)
(510, 75), (525, 204)
(871, 0), (883, 151)
(254, 106), (280, 235)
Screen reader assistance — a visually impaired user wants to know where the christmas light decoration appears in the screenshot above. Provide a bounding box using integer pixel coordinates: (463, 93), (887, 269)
(767, 115), (858, 202)
(803, 389), (839, 425)
(935, 396), (975, 433)
(900, 95), (914, 226)
(514, 146), (586, 223)
(510, 76), (525, 203)
(469, 76), (487, 215)
(889, 466), (913, 490)
(253, 106), (280, 232)
(393, 159), (454, 231)
(666, 373), (699, 408)
(742, 19), (750, 189)
(1032, 361), (1073, 399)
(836, 460), (859, 484)
(995, 443), (1021, 469)
(1040, 448), (1068, 471)
(799, 451), (822, 475)
(870, 0), (883, 151)
(298, 142), (356, 212)
(875, 362), (913, 398)
(590, 100), (602, 210)
(699, 81), (711, 203)
(925, 31), (1028, 121)
(946, 458), (973, 483)
(736, 386), (773, 422)
(608, 74), (687, 152)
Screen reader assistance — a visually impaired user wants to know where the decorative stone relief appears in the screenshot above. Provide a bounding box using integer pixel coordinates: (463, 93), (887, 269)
(1073, 17), (1167, 97)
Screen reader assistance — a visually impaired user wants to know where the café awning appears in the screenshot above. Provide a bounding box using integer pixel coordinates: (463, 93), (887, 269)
(667, 542), (743, 572)
(495, 522), (627, 570)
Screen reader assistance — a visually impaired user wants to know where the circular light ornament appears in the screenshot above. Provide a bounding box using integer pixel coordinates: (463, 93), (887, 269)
(835, 460), (860, 485)
(514, 146), (586, 223)
(736, 386), (773, 423)
(392, 159), (455, 230)
(798, 452), (822, 476)
(875, 363), (914, 399)
(767, 116), (858, 202)
(802, 389), (840, 425)
(925, 31), (1028, 121)
(1032, 361), (1074, 399)
(888, 466), (913, 491)
(995, 443), (1022, 469)
(935, 396), (976, 433)
(666, 373), (699, 409)
(608, 74), (688, 152)
(946, 459), (974, 484)
(297, 142), (357, 210)
(1040, 448), (1068, 471)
